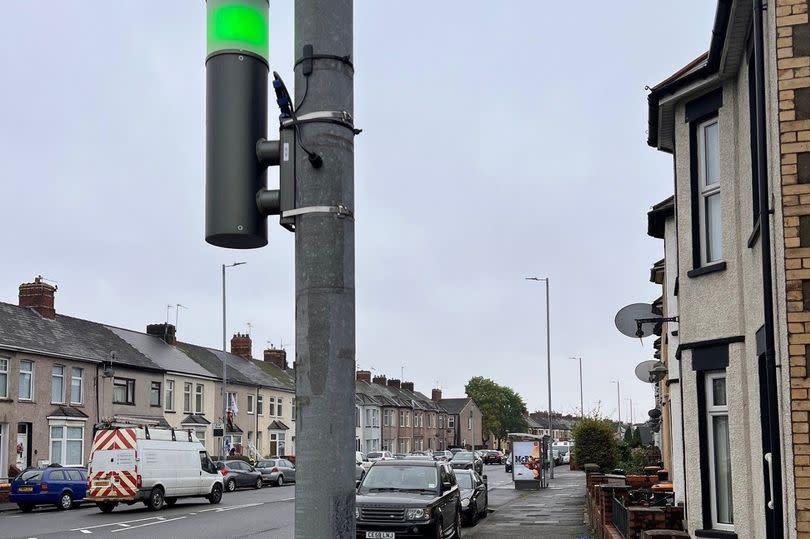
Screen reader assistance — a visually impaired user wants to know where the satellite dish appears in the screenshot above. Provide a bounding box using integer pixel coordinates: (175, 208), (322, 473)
(635, 360), (666, 383)
(615, 303), (658, 338)
(648, 408), (662, 419)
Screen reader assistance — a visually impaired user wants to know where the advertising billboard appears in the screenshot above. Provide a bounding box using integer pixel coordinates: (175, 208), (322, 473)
(512, 440), (543, 482)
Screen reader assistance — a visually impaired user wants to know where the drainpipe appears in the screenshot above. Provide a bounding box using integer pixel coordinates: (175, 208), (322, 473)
(753, 0), (784, 536)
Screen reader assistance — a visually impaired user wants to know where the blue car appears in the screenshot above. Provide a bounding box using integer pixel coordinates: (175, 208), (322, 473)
(10, 466), (88, 512)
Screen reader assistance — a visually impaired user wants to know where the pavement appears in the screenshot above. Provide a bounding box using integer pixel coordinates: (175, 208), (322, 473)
(465, 466), (591, 539)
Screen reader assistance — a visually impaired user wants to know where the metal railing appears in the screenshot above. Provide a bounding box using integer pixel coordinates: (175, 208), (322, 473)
(612, 495), (629, 538)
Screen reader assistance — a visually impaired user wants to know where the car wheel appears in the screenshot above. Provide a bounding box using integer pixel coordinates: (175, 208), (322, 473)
(97, 502), (117, 513)
(58, 492), (73, 510)
(147, 487), (164, 511)
(165, 498), (177, 507)
(18, 503), (34, 513)
(208, 483), (223, 505)
(276, 475), (284, 487)
(255, 477), (263, 489)
(226, 478), (237, 492)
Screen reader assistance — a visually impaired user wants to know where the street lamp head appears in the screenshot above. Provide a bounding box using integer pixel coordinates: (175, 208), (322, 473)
(525, 276), (546, 281)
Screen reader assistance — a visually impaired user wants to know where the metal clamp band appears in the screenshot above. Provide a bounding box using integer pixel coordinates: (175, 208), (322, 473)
(282, 111), (361, 135)
(282, 204), (354, 219)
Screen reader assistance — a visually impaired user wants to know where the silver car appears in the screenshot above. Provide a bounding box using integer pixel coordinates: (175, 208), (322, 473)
(256, 458), (296, 486)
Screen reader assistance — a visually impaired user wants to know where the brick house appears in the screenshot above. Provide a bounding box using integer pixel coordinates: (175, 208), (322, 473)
(644, 1), (802, 535)
(438, 397), (484, 450)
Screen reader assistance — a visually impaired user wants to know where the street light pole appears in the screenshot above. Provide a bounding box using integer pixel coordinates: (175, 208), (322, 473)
(570, 357), (584, 418)
(526, 276), (553, 479)
(222, 262), (245, 453)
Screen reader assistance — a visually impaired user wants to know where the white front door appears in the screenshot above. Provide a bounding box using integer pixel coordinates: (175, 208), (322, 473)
(16, 425), (28, 468)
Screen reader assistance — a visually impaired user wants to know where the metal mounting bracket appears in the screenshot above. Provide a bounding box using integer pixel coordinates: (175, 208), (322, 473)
(281, 110), (361, 135)
(282, 204), (354, 220)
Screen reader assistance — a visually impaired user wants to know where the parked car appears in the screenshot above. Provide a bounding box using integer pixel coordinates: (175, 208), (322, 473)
(255, 458), (296, 486)
(449, 451), (484, 475)
(214, 460), (264, 492)
(355, 460), (461, 538)
(87, 426), (222, 513)
(393, 453), (407, 460)
(482, 450), (504, 465)
(449, 447), (463, 455)
(453, 469), (488, 525)
(366, 451), (394, 463)
(356, 451), (373, 481)
(10, 466), (87, 512)
(504, 453), (512, 474)
(433, 450), (453, 462)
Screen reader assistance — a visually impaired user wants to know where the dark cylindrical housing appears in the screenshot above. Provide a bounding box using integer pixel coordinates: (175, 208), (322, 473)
(206, 52), (268, 248)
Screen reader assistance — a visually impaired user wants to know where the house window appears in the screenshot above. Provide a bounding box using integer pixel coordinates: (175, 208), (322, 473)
(269, 432), (286, 456)
(196, 429), (206, 449)
(706, 372), (733, 530)
(50, 425), (83, 466)
(277, 398), (283, 417)
(373, 409), (379, 427)
(248, 394), (255, 414)
(438, 415), (444, 429)
(19, 360), (33, 401)
(257, 395), (264, 415)
(355, 407), (360, 427)
(291, 398), (295, 421)
(195, 384), (204, 414)
(365, 409), (372, 427)
(113, 378), (135, 405)
(150, 381), (161, 407)
(468, 416), (472, 430)
(165, 380), (175, 411)
(0, 358), (7, 399)
(227, 392), (238, 413)
(448, 416), (455, 429)
(747, 48), (762, 226)
(384, 409), (394, 427)
(698, 118), (722, 264)
(183, 382), (192, 413)
(268, 397), (276, 416)
(52, 365), (65, 403)
(256, 431), (262, 452)
(70, 368), (83, 405)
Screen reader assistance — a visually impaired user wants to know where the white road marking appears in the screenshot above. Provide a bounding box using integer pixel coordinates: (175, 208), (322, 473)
(79, 530), (92, 535)
(70, 516), (163, 532)
(110, 516), (186, 533)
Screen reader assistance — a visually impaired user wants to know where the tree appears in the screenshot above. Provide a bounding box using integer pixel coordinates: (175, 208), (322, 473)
(572, 417), (618, 471)
(623, 426), (633, 445)
(465, 376), (528, 448)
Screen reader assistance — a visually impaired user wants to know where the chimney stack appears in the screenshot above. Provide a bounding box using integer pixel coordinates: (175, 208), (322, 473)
(401, 381), (414, 392)
(231, 333), (252, 360)
(387, 378), (401, 389)
(263, 347), (288, 370)
(146, 323), (177, 345)
(432, 388), (442, 402)
(372, 375), (387, 386)
(19, 276), (57, 320)
(356, 370), (371, 383)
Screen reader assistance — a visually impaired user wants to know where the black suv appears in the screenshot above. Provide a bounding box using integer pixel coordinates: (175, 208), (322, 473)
(355, 460), (461, 538)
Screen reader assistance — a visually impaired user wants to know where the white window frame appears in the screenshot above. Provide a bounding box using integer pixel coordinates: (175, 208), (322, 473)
(165, 379), (175, 412)
(195, 384), (204, 414)
(697, 117), (722, 265)
(705, 371), (734, 531)
(49, 422), (85, 466)
(448, 416), (455, 429)
(52, 365), (65, 404)
(19, 360), (33, 401)
(257, 394), (264, 416)
(268, 396), (276, 417)
(0, 358), (8, 399)
(277, 398), (283, 417)
(247, 394), (255, 414)
(292, 398), (295, 421)
(183, 382), (192, 413)
(70, 367), (83, 405)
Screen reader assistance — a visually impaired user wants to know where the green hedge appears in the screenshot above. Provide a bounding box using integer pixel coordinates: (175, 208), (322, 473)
(572, 418), (618, 471)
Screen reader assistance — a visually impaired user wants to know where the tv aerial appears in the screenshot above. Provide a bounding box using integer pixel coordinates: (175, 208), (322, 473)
(634, 360), (667, 384)
(614, 302), (678, 339)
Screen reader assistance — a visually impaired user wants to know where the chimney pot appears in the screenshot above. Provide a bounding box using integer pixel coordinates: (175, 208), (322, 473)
(19, 276), (57, 320)
(372, 375), (387, 386)
(263, 348), (288, 370)
(432, 388), (442, 402)
(387, 378), (401, 389)
(401, 381), (414, 392)
(356, 370), (371, 383)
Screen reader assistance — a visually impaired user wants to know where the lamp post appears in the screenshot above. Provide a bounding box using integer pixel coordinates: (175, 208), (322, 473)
(611, 380), (621, 425)
(222, 262), (246, 453)
(526, 276), (553, 479)
(570, 356), (584, 418)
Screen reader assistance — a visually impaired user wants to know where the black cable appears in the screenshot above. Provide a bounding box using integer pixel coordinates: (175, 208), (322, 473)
(294, 53), (353, 71)
(295, 74), (310, 112)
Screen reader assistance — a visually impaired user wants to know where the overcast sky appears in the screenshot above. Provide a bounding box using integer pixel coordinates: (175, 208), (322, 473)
(0, 2), (716, 422)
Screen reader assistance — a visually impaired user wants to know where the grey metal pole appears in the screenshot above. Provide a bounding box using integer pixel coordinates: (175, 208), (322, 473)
(293, 1), (355, 536)
(545, 278), (553, 479)
(222, 264), (227, 453)
(579, 357), (584, 419)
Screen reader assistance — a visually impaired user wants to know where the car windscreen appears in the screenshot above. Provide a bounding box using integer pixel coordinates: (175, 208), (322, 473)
(256, 460), (276, 468)
(452, 452), (473, 462)
(454, 473), (472, 489)
(359, 465), (438, 493)
(19, 470), (42, 482)
(366, 452), (383, 459)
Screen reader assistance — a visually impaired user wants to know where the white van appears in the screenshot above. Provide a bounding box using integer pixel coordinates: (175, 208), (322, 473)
(87, 425), (223, 512)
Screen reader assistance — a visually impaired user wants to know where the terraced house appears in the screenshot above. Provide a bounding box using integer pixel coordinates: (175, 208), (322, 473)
(0, 277), (295, 480)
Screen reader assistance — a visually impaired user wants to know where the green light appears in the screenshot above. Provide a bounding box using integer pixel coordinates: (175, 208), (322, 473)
(207, 0), (269, 61)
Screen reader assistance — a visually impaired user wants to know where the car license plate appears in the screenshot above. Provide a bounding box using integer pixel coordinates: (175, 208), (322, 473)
(94, 480), (110, 487)
(17, 486), (33, 492)
(365, 533), (395, 539)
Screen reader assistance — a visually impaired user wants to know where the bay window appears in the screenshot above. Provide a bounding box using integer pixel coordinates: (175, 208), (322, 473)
(50, 425), (83, 466)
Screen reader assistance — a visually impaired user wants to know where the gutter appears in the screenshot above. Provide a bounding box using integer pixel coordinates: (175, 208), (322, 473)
(753, 0), (784, 535)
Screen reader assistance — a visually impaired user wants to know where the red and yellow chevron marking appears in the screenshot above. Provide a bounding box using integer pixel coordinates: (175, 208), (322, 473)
(91, 428), (137, 452)
(87, 429), (139, 501)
